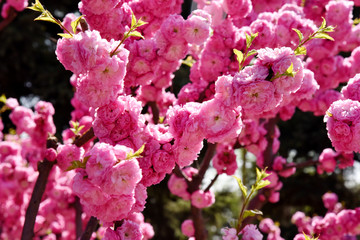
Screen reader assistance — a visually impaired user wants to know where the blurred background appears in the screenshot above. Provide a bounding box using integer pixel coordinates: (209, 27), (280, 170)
(1, 0), (360, 239)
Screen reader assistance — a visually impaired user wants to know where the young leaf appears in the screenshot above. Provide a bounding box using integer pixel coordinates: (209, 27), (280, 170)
(294, 46), (307, 56)
(71, 15), (84, 34)
(136, 18), (147, 28)
(233, 175), (248, 198)
(126, 144), (145, 160)
(66, 160), (86, 171)
(182, 55), (196, 67)
(303, 232), (319, 240)
(312, 32), (334, 41)
(131, 11), (137, 28)
(58, 33), (73, 38)
(320, 17), (327, 30)
(27, 0), (45, 12)
(255, 179), (271, 190)
(256, 168), (270, 182)
(292, 28), (304, 44)
(243, 209), (263, 220)
(233, 49), (244, 71)
(0, 94), (6, 104)
(284, 63), (297, 77)
(128, 31), (144, 39)
(34, 12), (58, 25)
(247, 49), (257, 57)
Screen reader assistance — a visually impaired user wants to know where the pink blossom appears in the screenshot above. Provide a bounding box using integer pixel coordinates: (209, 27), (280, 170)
(181, 219), (195, 237)
(183, 12), (211, 45)
(191, 190), (215, 208)
(222, 0), (252, 18)
(322, 192), (338, 211)
(117, 220), (143, 240)
(240, 224), (263, 240)
(212, 144), (237, 175)
(221, 227), (238, 240)
(317, 148), (337, 174)
(56, 144), (84, 171)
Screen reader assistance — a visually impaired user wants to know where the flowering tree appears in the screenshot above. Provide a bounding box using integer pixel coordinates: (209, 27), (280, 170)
(1, 0), (360, 239)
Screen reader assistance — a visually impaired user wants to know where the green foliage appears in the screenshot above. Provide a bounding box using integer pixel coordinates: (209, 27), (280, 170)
(66, 156), (89, 171)
(125, 144), (145, 160)
(293, 17), (335, 55)
(233, 32), (258, 71)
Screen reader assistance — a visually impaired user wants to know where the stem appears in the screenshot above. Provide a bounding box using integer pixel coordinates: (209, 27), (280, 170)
(241, 148), (247, 186)
(191, 205), (207, 240)
(21, 159), (56, 240)
(75, 196), (83, 239)
(110, 31), (131, 57)
(80, 216), (99, 240)
(21, 137), (58, 240)
(204, 174), (219, 192)
(263, 118), (278, 168)
(148, 101), (159, 124)
(236, 188), (256, 234)
(73, 127), (95, 147)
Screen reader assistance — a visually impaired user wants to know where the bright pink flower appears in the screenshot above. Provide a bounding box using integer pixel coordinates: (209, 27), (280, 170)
(56, 144), (84, 171)
(191, 190), (215, 208)
(181, 219), (195, 237)
(221, 227), (238, 240)
(322, 192), (338, 211)
(240, 224), (263, 240)
(212, 144), (237, 175)
(117, 220), (143, 240)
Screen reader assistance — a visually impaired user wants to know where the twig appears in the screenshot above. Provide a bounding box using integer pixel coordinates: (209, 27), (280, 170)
(148, 101), (159, 124)
(74, 127), (95, 147)
(74, 196), (83, 239)
(204, 174), (219, 192)
(21, 137), (58, 240)
(80, 216), (99, 240)
(191, 205), (207, 240)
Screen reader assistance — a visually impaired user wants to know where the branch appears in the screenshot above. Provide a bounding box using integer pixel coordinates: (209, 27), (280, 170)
(204, 174), (219, 192)
(73, 127), (95, 147)
(74, 196), (83, 239)
(191, 205), (207, 240)
(21, 159), (56, 239)
(148, 101), (159, 124)
(80, 216), (99, 240)
(263, 117), (278, 168)
(21, 137), (58, 240)
(190, 142), (217, 192)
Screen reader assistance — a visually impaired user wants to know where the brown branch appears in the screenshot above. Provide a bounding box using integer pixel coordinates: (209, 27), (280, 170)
(173, 164), (191, 183)
(21, 137), (58, 240)
(80, 216), (99, 240)
(0, 7), (17, 32)
(74, 127), (95, 147)
(74, 196), (83, 239)
(21, 159), (56, 240)
(191, 205), (207, 240)
(148, 101), (159, 124)
(263, 117), (278, 169)
(190, 142), (217, 192)
(204, 174), (219, 192)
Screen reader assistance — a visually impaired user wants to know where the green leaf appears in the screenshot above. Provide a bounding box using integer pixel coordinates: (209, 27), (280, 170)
(303, 232), (319, 240)
(247, 49), (257, 57)
(284, 63), (297, 77)
(34, 11), (58, 25)
(233, 49), (244, 71)
(294, 46), (307, 55)
(322, 26), (335, 32)
(0, 94), (6, 104)
(292, 28), (304, 44)
(128, 31), (144, 39)
(136, 18), (148, 28)
(58, 33), (73, 38)
(131, 11), (137, 28)
(27, 0), (45, 12)
(255, 179), (271, 190)
(256, 168), (270, 182)
(320, 17), (327, 29)
(312, 32), (334, 41)
(126, 144), (145, 160)
(182, 55), (195, 67)
(233, 175), (248, 198)
(243, 209), (263, 220)
(245, 32), (258, 49)
(71, 15), (84, 34)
